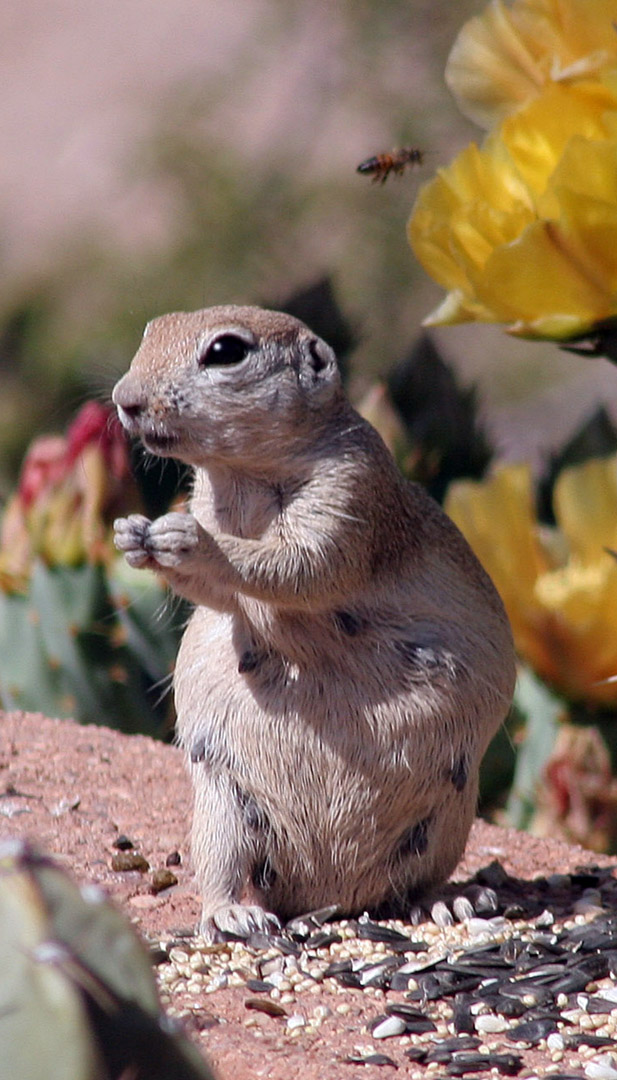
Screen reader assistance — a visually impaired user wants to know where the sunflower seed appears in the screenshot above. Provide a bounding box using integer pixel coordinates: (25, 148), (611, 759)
(486, 1052), (524, 1075)
(585, 1056), (617, 1080)
(507, 1017), (558, 1044)
(447, 1052), (522, 1077)
(244, 997), (287, 1017)
(323, 958), (352, 977)
(567, 1035), (617, 1050)
(498, 981), (555, 1006)
(452, 995), (475, 1034)
(385, 1002), (431, 1020)
(371, 1015), (407, 1039)
(405, 1047), (428, 1063)
(446, 1054), (493, 1075)
(585, 995), (617, 1015)
(475, 1013), (510, 1034)
(334, 970), (363, 989)
(306, 930), (342, 950)
(346, 1052), (399, 1067)
(357, 918), (423, 950)
(286, 904), (340, 937)
(245, 978), (272, 993)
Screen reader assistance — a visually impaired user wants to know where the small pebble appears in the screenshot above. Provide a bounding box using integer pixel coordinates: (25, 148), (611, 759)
(287, 1014), (306, 1030)
(113, 834), (134, 850)
(150, 867), (178, 893)
(111, 851), (149, 873)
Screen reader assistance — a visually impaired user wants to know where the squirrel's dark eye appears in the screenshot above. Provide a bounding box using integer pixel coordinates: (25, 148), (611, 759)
(199, 333), (251, 367)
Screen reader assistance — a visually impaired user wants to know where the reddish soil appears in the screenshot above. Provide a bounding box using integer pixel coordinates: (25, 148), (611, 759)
(1, 710), (615, 1079)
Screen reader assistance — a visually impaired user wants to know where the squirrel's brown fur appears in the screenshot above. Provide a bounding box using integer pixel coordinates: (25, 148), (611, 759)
(113, 306), (515, 940)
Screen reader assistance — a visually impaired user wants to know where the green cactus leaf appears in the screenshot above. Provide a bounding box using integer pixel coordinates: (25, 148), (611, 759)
(30, 560), (109, 719)
(0, 560), (180, 735)
(0, 843), (101, 1080)
(108, 558), (182, 681)
(0, 841), (216, 1080)
(505, 665), (564, 830)
(0, 588), (65, 715)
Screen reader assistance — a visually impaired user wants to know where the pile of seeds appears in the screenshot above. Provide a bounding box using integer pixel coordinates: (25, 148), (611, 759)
(152, 862), (617, 1077)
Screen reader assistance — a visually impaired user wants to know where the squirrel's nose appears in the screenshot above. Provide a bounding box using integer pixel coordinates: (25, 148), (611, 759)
(113, 375), (146, 419)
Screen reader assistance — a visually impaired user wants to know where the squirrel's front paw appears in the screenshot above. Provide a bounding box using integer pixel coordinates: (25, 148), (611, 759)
(113, 513), (155, 568)
(142, 512), (200, 568)
(114, 512), (200, 570)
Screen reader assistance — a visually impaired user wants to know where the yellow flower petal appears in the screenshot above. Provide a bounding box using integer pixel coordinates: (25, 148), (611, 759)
(445, 455), (617, 704)
(409, 138), (533, 296)
(474, 218), (617, 337)
(445, 463), (549, 618)
(547, 136), (617, 287)
(446, 0), (617, 128)
(553, 456), (617, 561)
(500, 81), (617, 203)
(534, 557), (617, 699)
(410, 82), (617, 340)
(422, 290), (493, 327)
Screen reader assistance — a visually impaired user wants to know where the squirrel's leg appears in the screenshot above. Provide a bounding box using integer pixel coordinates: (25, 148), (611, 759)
(190, 765), (280, 942)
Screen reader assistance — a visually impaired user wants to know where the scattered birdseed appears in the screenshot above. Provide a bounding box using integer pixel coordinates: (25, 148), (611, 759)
(346, 1051), (399, 1067)
(149, 862), (617, 1075)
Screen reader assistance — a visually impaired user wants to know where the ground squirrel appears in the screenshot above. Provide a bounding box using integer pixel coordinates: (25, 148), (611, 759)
(113, 305), (516, 941)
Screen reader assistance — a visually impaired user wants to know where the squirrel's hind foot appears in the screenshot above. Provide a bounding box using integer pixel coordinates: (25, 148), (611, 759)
(199, 903), (281, 944)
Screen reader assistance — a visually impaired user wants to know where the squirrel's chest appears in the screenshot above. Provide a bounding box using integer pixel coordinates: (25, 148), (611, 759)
(202, 480), (287, 539)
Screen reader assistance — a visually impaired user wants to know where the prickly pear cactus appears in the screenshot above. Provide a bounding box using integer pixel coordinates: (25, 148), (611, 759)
(0, 839), (215, 1080)
(0, 402), (183, 735)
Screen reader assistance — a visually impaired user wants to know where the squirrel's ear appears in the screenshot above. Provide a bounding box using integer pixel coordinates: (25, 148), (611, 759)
(298, 336), (340, 397)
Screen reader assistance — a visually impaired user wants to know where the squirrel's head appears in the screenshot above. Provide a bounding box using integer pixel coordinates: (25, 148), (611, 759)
(112, 305), (343, 472)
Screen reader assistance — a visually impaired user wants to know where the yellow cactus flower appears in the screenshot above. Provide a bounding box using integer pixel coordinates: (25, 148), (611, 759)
(445, 455), (617, 704)
(409, 79), (617, 340)
(446, 0), (617, 129)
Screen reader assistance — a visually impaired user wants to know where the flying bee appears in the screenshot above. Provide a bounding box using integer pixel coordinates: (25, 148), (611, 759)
(357, 147), (424, 184)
